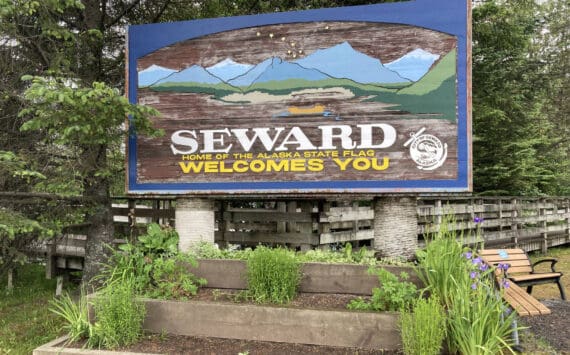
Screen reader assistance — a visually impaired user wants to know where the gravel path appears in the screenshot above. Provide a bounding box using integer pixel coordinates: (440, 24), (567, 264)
(521, 299), (570, 353)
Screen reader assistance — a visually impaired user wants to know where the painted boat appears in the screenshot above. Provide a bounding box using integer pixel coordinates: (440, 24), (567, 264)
(287, 104), (325, 115)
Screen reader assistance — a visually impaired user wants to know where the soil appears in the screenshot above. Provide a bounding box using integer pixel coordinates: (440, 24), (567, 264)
(68, 289), (570, 354)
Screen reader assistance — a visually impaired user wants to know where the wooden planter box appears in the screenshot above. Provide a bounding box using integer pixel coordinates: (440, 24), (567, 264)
(142, 298), (400, 350)
(192, 259), (421, 295)
(33, 335), (155, 355)
(36, 261), (417, 353)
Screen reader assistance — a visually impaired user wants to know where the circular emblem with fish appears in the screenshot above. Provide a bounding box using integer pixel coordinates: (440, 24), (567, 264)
(408, 133), (447, 170)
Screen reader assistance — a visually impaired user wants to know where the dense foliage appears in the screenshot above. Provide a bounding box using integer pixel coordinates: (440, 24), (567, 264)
(473, 0), (570, 195)
(102, 223), (206, 300)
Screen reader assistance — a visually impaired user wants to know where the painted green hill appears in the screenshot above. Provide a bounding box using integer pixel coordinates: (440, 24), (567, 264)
(366, 49), (458, 122)
(150, 82), (241, 97)
(246, 78), (405, 94)
(398, 49), (456, 96)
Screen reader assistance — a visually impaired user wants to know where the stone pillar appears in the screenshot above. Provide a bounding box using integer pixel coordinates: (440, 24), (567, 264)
(373, 196), (418, 259)
(176, 198), (216, 252)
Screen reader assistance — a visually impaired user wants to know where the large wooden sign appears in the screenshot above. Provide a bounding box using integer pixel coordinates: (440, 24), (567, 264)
(127, 0), (471, 194)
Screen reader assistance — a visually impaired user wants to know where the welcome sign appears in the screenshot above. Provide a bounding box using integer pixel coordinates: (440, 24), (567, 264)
(127, 0), (471, 194)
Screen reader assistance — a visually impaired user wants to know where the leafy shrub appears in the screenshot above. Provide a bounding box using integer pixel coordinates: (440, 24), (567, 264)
(400, 296), (446, 355)
(297, 243), (377, 265)
(87, 277), (146, 349)
(191, 241), (252, 260)
(137, 223), (178, 256)
(101, 223), (206, 299)
(145, 253), (206, 300)
(347, 267), (417, 312)
(246, 246), (301, 304)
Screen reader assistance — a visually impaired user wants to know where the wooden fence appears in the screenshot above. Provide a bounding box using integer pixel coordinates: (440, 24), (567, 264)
(214, 197), (570, 253)
(46, 196), (570, 274)
(417, 197), (570, 252)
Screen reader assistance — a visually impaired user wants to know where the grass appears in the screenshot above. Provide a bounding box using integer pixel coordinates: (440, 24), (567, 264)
(528, 245), (570, 300)
(0, 263), (70, 354)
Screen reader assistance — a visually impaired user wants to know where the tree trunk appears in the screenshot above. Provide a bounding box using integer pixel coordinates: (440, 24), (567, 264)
(81, 144), (114, 288)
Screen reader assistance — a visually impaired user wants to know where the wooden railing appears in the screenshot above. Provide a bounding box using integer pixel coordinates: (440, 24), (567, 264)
(417, 197), (570, 252)
(44, 196), (570, 273)
(213, 197), (570, 253)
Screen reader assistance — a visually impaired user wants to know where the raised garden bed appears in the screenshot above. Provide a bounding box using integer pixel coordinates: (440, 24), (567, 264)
(35, 261), (418, 354)
(191, 259), (421, 295)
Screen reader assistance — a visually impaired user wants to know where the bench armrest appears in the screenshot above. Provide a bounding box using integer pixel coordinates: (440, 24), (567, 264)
(531, 258), (559, 273)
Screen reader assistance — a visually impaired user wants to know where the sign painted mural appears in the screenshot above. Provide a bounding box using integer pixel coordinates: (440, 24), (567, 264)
(127, 0), (471, 194)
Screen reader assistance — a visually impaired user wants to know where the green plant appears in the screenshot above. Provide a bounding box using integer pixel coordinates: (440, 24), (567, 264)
(416, 216), (520, 354)
(348, 267), (417, 312)
(87, 277), (146, 349)
(296, 243), (377, 265)
(445, 254), (519, 354)
(400, 296), (446, 355)
(191, 241), (253, 260)
(49, 290), (90, 343)
(100, 224), (206, 299)
(246, 246), (301, 304)
(137, 223), (178, 256)
(415, 218), (469, 307)
(145, 253), (206, 300)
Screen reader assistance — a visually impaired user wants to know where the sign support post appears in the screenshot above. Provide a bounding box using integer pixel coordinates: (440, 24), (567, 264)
(175, 198), (216, 251)
(373, 196), (418, 259)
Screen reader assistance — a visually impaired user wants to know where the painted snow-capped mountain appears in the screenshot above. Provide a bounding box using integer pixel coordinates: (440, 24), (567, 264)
(228, 57), (329, 87)
(250, 57), (330, 85)
(143, 42), (442, 89)
(138, 64), (177, 87)
(385, 49), (440, 81)
(294, 41), (410, 84)
(154, 65), (223, 85)
(227, 58), (274, 87)
(206, 58), (253, 82)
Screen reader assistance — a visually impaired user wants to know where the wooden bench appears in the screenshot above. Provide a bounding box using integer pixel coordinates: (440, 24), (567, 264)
(479, 248), (554, 350)
(479, 248), (566, 301)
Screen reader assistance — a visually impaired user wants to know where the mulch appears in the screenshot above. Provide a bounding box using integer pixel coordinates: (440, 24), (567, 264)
(520, 299), (570, 352)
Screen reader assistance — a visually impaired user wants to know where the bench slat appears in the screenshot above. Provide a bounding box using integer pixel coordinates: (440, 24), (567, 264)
(503, 283), (551, 317)
(479, 249), (527, 255)
(510, 273), (562, 282)
(481, 255), (530, 266)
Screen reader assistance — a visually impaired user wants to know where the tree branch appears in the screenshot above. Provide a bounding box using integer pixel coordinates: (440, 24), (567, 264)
(106, 0), (144, 29)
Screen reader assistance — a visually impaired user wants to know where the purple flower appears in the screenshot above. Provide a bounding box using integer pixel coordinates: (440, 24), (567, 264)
(464, 251), (473, 259)
(505, 307), (513, 315)
(471, 283), (478, 290)
(497, 263), (509, 271)
(472, 257), (482, 265)
(470, 271), (478, 279)
(479, 264), (489, 272)
(501, 280), (510, 288)
(474, 217), (484, 224)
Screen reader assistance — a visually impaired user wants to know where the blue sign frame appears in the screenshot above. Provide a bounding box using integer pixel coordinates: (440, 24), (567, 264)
(127, 0), (471, 194)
